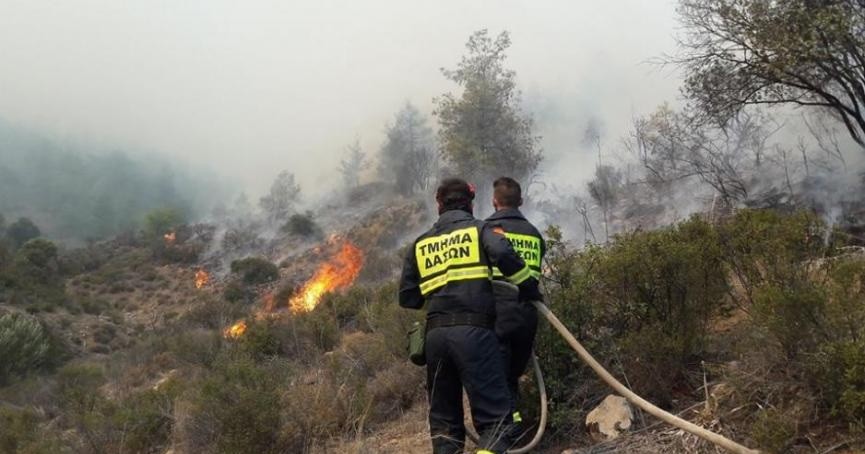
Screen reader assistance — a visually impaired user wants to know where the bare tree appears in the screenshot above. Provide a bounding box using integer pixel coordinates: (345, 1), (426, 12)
(587, 165), (623, 241)
(673, 0), (865, 147)
(627, 105), (780, 206)
(583, 117), (604, 164)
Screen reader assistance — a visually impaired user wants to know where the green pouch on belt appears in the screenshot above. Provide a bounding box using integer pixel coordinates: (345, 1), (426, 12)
(407, 321), (426, 366)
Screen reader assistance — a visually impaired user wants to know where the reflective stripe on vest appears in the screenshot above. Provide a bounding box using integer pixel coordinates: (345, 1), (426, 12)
(415, 226), (489, 295)
(491, 231), (542, 281)
(418, 265), (491, 295)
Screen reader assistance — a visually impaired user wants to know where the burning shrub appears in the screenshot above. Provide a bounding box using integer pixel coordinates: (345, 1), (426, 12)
(181, 296), (247, 330)
(143, 207), (185, 239)
(289, 241), (364, 313)
(236, 320), (282, 359)
(230, 257), (279, 285)
(0, 313), (52, 384)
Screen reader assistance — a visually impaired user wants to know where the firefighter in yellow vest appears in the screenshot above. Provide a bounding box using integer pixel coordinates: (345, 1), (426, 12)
(486, 177), (546, 430)
(399, 178), (542, 454)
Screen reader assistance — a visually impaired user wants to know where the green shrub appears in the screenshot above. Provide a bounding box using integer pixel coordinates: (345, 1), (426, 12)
(179, 352), (289, 454)
(0, 406), (63, 453)
(810, 340), (865, 425)
(0, 313), (52, 384)
(92, 323), (117, 346)
(112, 385), (180, 453)
(223, 279), (255, 304)
(824, 257), (865, 343)
(79, 298), (111, 315)
(718, 209), (826, 304)
(6, 217), (41, 249)
(144, 207), (184, 239)
(751, 408), (796, 453)
(281, 211), (321, 238)
(236, 320), (282, 359)
(55, 362), (106, 415)
(753, 282), (827, 358)
(163, 328), (224, 367)
(13, 238), (60, 282)
(543, 216), (727, 406)
(230, 257), (279, 285)
(53, 361), (179, 453)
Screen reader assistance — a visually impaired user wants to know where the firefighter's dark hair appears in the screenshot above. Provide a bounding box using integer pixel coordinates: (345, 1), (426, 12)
(493, 176), (522, 207)
(436, 178), (475, 212)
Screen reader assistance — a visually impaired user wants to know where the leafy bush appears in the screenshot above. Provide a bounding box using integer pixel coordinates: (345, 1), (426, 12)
(810, 340), (865, 425)
(236, 320), (282, 359)
(803, 257), (865, 424)
(753, 281), (827, 358)
(717, 209), (826, 306)
(5, 217), (40, 248)
(281, 211), (321, 238)
(539, 216), (727, 409)
(112, 385), (179, 453)
(0, 313), (52, 384)
(144, 207), (185, 239)
(750, 407), (797, 453)
(177, 352), (290, 454)
(52, 361), (179, 453)
(223, 280), (256, 304)
(13, 238), (60, 282)
(0, 406), (63, 453)
(230, 257), (279, 285)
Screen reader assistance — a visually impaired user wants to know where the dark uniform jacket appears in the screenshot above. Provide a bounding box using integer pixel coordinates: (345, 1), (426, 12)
(486, 207), (545, 281)
(398, 209), (532, 320)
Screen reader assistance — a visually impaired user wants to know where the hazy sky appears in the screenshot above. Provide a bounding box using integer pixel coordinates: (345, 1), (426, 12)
(0, 0), (682, 198)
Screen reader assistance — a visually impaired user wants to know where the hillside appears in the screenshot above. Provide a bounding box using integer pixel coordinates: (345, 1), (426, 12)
(2, 186), (865, 453)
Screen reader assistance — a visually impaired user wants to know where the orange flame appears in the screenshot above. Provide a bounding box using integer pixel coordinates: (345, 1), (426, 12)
(290, 241), (364, 313)
(222, 240), (364, 338)
(224, 320), (247, 339)
(194, 269), (210, 289)
(163, 231), (176, 244)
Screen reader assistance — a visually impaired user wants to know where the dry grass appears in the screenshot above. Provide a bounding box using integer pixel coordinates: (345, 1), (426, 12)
(312, 402), (431, 454)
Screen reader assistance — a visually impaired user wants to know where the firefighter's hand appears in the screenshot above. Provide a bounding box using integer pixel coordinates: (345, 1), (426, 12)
(517, 278), (543, 303)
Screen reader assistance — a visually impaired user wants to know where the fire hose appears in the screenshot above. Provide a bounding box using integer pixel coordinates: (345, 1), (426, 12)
(468, 300), (760, 454)
(466, 353), (547, 453)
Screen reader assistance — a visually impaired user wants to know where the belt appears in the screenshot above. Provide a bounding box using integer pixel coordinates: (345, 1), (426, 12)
(426, 313), (494, 331)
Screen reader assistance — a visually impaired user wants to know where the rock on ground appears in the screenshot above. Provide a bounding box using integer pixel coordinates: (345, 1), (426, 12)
(585, 394), (633, 442)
